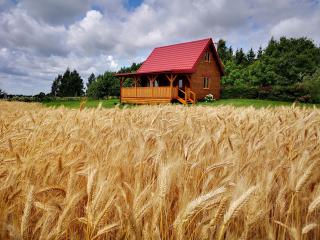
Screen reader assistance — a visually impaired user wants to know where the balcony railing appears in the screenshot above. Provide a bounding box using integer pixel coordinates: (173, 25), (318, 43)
(121, 86), (178, 99)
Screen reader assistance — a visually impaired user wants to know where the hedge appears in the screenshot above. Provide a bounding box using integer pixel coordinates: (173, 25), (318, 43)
(221, 85), (312, 102)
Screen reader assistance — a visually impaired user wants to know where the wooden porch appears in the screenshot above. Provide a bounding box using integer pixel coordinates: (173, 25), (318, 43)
(117, 73), (196, 104)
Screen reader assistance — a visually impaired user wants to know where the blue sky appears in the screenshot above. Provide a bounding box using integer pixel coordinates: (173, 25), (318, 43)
(126, 0), (143, 9)
(0, 0), (319, 95)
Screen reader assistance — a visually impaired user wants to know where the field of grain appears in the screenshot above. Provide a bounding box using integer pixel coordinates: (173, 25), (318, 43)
(0, 101), (319, 239)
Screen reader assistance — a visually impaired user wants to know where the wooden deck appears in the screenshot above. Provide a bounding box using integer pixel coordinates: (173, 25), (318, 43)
(121, 86), (178, 104)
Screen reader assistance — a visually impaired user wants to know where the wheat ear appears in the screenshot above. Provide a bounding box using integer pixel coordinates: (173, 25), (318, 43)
(308, 194), (320, 214)
(295, 162), (315, 192)
(21, 185), (34, 238)
(302, 223), (317, 235)
(223, 186), (256, 225)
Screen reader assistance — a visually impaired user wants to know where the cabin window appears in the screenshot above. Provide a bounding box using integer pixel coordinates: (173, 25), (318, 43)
(203, 76), (209, 89)
(204, 51), (210, 62)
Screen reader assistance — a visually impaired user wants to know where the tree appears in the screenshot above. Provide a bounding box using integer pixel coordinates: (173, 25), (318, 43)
(86, 73), (96, 90)
(247, 60), (281, 86)
(50, 68), (84, 97)
(217, 39), (234, 64)
(257, 46), (263, 59)
(118, 62), (142, 73)
(217, 39), (228, 63)
(303, 68), (320, 102)
(221, 60), (247, 86)
(246, 48), (256, 64)
(0, 88), (7, 98)
(228, 47), (233, 61)
(235, 48), (247, 65)
(87, 71), (119, 99)
(262, 37), (320, 85)
(51, 75), (62, 96)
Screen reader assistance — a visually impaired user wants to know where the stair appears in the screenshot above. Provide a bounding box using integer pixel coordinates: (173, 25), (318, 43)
(177, 97), (186, 105)
(177, 88), (196, 105)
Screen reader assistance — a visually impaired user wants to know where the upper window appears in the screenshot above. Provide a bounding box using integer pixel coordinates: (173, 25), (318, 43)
(203, 76), (209, 89)
(204, 51), (210, 62)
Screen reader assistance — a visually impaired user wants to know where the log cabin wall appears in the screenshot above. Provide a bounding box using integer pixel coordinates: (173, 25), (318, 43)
(190, 47), (221, 100)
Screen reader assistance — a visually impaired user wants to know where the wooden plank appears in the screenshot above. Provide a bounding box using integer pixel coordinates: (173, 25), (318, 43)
(121, 87), (173, 99)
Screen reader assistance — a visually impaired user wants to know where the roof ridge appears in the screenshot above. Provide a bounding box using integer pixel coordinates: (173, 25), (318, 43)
(154, 38), (211, 49)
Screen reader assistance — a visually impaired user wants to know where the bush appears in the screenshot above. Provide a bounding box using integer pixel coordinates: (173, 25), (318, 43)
(221, 85), (311, 102)
(204, 94), (215, 102)
(221, 85), (259, 99)
(302, 69), (320, 103)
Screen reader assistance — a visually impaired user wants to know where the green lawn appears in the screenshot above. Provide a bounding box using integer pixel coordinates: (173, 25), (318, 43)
(42, 98), (319, 109)
(42, 99), (120, 109)
(199, 99), (320, 108)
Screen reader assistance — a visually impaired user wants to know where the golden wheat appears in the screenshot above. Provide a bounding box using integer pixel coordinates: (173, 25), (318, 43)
(0, 101), (320, 239)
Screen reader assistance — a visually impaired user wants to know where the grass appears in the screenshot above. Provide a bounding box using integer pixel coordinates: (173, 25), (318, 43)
(0, 101), (319, 239)
(42, 98), (120, 108)
(199, 98), (320, 108)
(42, 98), (320, 109)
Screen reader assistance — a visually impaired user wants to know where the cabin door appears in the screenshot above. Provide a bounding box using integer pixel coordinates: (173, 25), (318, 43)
(177, 78), (190, 98)
(178, 79), (184, 98)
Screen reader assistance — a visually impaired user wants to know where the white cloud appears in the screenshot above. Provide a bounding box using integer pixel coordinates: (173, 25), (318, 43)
(270, 14), (320, 42)
(0, 8), (68, 56)
(19, 0), (92, 25)
(67, 10), (120, 55)
(0, 0), (319, 94)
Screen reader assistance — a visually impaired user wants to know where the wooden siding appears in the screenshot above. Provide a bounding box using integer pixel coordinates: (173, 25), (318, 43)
(121, 86), (178, 99)
(190, 47), (221, 100)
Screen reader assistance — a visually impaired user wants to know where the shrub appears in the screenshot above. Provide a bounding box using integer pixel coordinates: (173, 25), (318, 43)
(204, 94), (215, 102)
(221, 85), (311, 102)
(302, 69), (320, 103)
(221, 85), (259, 99)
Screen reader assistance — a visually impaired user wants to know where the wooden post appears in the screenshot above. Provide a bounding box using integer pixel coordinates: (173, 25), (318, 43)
(119, 77), (124, 103)
(166, 74), (177, 100)
(133, 76), (137, 98)
(148, 75), (157, 98)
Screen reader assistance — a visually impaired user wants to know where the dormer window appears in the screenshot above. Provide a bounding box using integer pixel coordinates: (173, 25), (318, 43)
(204, 51), (210, 62)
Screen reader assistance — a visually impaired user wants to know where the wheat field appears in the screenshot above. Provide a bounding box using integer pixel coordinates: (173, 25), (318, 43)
(0, 101), (319, 240)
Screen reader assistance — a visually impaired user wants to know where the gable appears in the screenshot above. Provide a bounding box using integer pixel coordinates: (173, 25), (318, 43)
(137, 38), (224, 75)
(198, 46), (221, 70)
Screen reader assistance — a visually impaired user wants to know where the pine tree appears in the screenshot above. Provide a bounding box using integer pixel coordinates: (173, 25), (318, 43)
(51, 75), (62, 96)
(257, 46), (263, 59)
(50, 68), (84, 97)
(86, 73), (96, 89)
(228, 47), (233, 61)
(235, 48), (247, 65)
(217, 39), (229, 63)
(246, 48), (256, 64)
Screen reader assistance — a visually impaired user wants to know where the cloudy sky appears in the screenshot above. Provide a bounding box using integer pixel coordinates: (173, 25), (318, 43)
(0, 0), (319, 95)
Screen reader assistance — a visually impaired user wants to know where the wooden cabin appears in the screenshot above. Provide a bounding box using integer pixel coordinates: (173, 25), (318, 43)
(115, 38), (224, 104)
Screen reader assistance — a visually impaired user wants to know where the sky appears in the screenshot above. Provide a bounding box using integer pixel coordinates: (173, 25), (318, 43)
(0, 0), (319, 95)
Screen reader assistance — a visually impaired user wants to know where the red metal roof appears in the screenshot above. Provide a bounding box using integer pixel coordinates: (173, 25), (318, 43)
(137, 38), (224, 75)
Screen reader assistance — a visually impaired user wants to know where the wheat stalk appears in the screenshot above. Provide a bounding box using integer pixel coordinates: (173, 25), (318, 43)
(21, 185), (34, 238)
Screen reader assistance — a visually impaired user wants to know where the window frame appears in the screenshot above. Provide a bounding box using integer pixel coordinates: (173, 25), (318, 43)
(204, 51), (210, 62)
(203, 76), (210, 89)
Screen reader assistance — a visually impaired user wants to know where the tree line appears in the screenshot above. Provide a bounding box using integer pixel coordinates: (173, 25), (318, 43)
(217, 37), (320, 102)
(48, 63), (142, 99)
(42, 37), (319, 102)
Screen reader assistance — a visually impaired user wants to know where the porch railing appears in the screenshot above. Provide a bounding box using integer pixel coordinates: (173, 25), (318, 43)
(121, 87), (178, 99)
